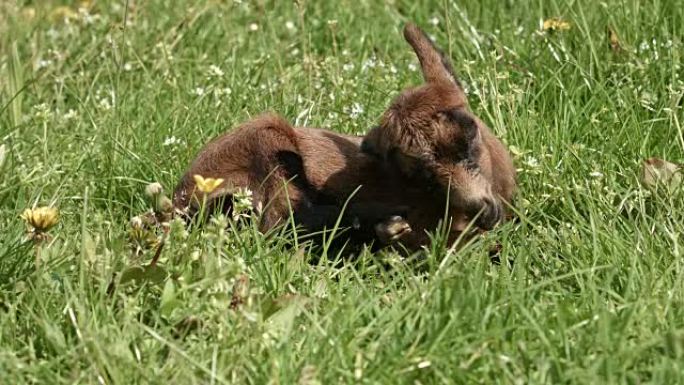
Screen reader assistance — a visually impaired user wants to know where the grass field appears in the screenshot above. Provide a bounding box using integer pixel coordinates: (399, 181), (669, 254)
(1, 0), (684, 383)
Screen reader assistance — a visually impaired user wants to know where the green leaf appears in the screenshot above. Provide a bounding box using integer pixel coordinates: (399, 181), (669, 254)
(119, 265), (167, 286)
(264, 294), (311, 340)
(159, 279), (180, 318)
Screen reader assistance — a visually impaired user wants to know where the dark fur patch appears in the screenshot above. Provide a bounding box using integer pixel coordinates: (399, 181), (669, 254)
(439, 109), (481, 170)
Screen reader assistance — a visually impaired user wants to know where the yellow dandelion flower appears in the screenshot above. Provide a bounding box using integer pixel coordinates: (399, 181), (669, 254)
(543, 17), (571, 32)
(193, 175), (224, 194)
(21, 207), (60, 232)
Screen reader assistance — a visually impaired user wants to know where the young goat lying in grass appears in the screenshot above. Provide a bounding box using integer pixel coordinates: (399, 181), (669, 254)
(173, 23), (516, 252)
(361, 23), (516, 236)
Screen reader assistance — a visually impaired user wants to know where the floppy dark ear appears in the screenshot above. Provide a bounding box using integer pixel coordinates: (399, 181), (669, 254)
(403, 23), (461, 88)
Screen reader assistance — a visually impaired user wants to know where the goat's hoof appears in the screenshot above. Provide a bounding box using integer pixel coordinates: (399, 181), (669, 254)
(375, 215), (412, 244)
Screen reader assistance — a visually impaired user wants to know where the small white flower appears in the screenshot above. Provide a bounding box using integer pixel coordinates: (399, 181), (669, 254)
(285, 21), (295, 30)
(348, 103), (364, 118)
(62, 109), (78, 121)
(163, 136), (182, 146)
(589, 171), (604, 178)
(99, 98), (111, 110)
(232, 188), (254, 221)
(123, 62), (133, 71)
(429, 17), (439, 26)
(361, 57), (377, 71)
(248, 23), (259, 31)
(389, 65), (398, 74)
(408, 63), (418, 72)
(208, 64), (224, 77)
(523, 156), (540, 168)
(192, 87), (205, 96)
(36, 59), (52, 69)
(342, 63), (354, 71)
(216, 87), (232, 96)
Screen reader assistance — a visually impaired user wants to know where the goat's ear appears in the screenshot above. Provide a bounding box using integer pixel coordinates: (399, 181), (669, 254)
(360, 126), (381, 157)
(403, 23), (461, 88)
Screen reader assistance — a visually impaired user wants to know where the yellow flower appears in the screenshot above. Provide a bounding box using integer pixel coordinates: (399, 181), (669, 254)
(543, 18), (571, 32)
(193, 174), (224, 194)
(21, 207), (60, 232)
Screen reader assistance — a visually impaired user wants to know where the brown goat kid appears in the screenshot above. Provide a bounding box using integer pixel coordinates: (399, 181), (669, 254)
(362, 23), (516, 231)
(173, 23), (516, 251)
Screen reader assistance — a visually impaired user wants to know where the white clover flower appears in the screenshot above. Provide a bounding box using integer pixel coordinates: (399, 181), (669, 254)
(429, 17), (439, 26)
(285, 21), (295, 30)
(248, 23), (259, 31)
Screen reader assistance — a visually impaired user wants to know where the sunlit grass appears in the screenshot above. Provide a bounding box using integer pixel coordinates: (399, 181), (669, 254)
(1, 0), (683, 383)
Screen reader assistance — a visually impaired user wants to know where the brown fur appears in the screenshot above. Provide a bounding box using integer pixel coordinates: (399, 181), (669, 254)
(361, 23), (516, 231)
(173, 22), (517, 251)
(173, 114), (447, 250)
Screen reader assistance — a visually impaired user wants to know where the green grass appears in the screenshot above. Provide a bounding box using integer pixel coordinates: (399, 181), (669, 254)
(1, 0), (684, 383)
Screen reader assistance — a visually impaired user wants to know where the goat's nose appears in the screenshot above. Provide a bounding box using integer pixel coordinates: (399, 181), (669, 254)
(474, 197), (502, 230)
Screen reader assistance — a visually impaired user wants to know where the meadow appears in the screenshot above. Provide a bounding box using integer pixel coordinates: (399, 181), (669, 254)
(1, 0), (683, 383)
